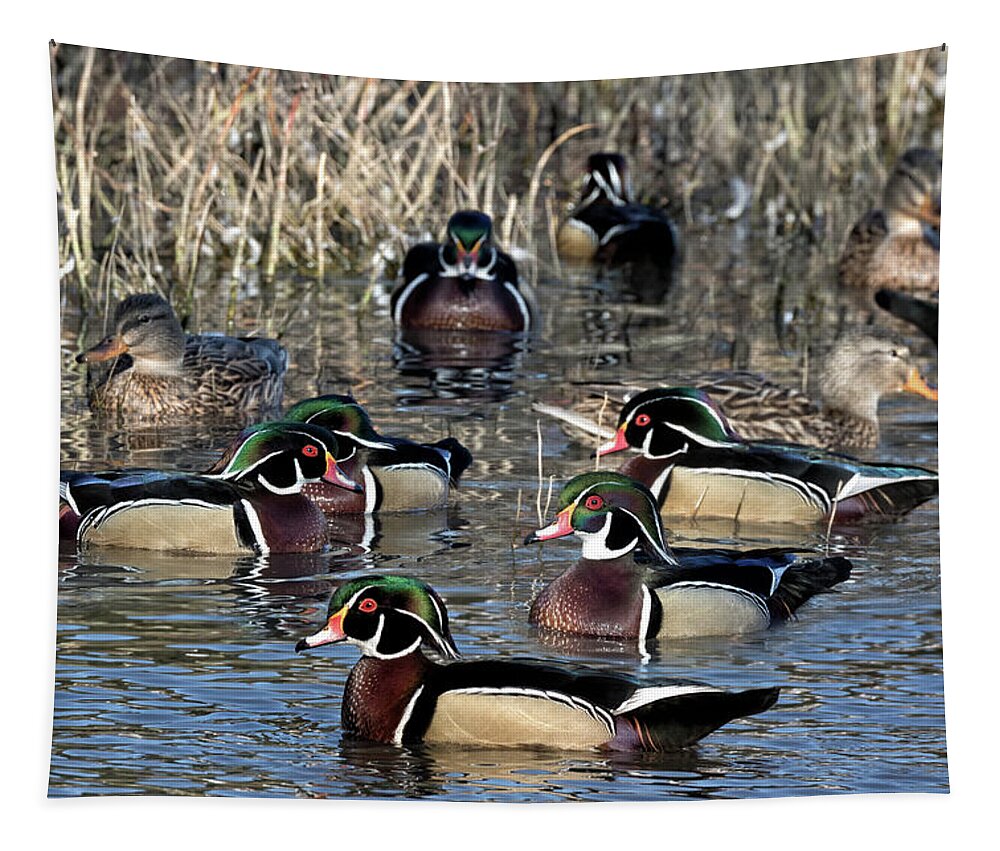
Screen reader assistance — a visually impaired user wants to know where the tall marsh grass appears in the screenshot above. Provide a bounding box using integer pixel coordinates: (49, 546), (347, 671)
(50, 43), (946, 321)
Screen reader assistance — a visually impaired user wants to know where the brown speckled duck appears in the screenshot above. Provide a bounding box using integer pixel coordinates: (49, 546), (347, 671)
(76, 293), (287, 420)
(534, 330), (937, 451)
(838, 148), (941, 294)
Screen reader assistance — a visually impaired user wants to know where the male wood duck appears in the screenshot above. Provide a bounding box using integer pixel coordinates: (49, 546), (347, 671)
(875, 289), (938, 345)
(596, 387), (938, 525)
(557, 153), (680, 289)
(77, 293), (288, 419)
(391, 211), (533, 332)
(838, 148), (941, 294)
(524, 473), (852, 642)
(295, 575), (779, 751)
(60, 422), (360, 554)
(283, 394), (473, 513)
(534, 330), (938, 451)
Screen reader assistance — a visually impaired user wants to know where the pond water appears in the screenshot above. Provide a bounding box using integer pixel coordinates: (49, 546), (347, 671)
(52, 229), (944, 800)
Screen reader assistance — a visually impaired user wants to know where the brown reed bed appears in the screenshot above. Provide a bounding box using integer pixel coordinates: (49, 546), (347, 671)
(51, 43), (946, 329)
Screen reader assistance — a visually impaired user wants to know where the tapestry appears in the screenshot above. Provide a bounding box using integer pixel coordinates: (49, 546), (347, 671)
(52, 44), (945, 800)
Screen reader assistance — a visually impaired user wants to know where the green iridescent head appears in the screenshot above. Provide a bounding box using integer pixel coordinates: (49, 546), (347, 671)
(295, 575), (459, 660)
(284, 395), (392, 451)
(205, 421), (361, 493)
(525, 472), (673, 563)
(597, 387), (740, 460)
(440, 210), (498, 279)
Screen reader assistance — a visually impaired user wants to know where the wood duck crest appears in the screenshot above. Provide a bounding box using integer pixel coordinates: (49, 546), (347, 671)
(525, 471), (675, 564)
(438, 210), (500, 282)
(597, 387), (740, 460)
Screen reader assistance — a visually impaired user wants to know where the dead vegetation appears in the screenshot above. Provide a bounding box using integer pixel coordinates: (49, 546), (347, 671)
(51, 43), (946, 327)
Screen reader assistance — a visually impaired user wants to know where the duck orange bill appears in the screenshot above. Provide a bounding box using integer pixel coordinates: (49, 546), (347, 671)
(595, 423), (630, 458)
(76, 335), (128, 364)
(323, 453), (363, 491)
(903, 366), (938, 401)
(918, 195), (941, 228)
(523, 505), (575, 544)
(295, 606), (348, 653)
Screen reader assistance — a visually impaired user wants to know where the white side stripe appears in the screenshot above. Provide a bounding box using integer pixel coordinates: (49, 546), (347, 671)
(614, 684), (721, 715)
(393, 685), (425, 745)
(503, 282), (532, 332)
(393, 273), (430, 326)
(240, 499), (270, 555)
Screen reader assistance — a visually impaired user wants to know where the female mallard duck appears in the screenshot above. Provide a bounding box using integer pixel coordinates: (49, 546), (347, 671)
(76, 293), (288, 419)
(596, 387), (938, 525)
(838, 148), (941, 294)
(875, 288), (938, 345)
(295, 575), (779, 751)
(391, 211), (533, 332)
(283, 394), (473, 513)
(557, 153), (679, 291)
(524, 472), (851, 643)
(60, 422), (360, 554)
(533, 330), (937, 451)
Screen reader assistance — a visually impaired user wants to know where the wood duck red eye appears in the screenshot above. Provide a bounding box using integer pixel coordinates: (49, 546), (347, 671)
(302, 445), (319, 457)
(635, 413), (651, 427)
(358, 598), (378, 613)
(584, 495), (604, 511)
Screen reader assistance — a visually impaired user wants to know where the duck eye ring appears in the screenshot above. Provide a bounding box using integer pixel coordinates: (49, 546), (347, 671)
(302, 445), (319, 457)
(635, 413), (651, 427)
(584, 495), (604, 511)
(358, 598), (378, 613)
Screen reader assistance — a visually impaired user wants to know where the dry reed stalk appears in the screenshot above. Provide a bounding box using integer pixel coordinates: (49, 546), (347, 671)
(535, 419), (544, 526)
(511, 487), (524, 549)
(542, 475), (556, 521)
(58, 155), (86, 305)
(265, 89), (302, 282)
(175, 84), (218, 292)
(315, 150), (327, 281)
(73, 46), (96, 292)
(595, 392), (609, 471)
(184, 192), (215, 325)
(825, 479), (846, 555)
(228, 149), (264, 330)
(545, 194), (561, 278)
(500, 195), (518, 252)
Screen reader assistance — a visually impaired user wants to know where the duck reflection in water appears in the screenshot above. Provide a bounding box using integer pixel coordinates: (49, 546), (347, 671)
(393, 327), (529, 404)
(329, 738), (710, 801)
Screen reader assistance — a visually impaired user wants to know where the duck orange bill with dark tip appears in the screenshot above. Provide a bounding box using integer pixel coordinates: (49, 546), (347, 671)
(76, 335), (128, 364)
(322, 453), (364, 491)
(903, 366), (939, 401)
(294, 606), (348, 653)
(595, 423), (631, 458)
(523, 504), (576, 544)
